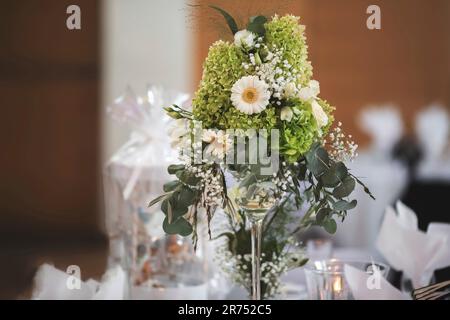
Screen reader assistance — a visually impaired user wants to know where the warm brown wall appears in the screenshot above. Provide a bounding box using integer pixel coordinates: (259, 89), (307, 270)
(0, 0), (101, 241)
(193, 0), (450, 146)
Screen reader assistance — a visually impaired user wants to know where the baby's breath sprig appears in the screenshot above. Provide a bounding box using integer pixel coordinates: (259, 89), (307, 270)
(324, 121), (359, 162)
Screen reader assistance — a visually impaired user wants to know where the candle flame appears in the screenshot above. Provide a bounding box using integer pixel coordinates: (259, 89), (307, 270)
(333, 277), (342, 293)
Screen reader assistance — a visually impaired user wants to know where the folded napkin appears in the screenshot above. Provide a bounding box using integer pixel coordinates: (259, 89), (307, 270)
(344, 264), (407, 300)
(32, 264), (127, 300)
(376, 201), (450, 288)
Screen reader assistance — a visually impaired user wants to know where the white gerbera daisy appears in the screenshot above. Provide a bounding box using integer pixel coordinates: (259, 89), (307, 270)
(231, 76), (270, 115)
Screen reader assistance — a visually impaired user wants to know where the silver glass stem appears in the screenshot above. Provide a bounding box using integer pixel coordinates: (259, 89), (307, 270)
(250, 218), (263, 300)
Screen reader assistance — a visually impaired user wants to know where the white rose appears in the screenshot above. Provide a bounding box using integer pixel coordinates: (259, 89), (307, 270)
(280, 107), (294, 122)
(234, 30), (256, 49)
(311, 100), (328, 127)
(283, 82), (297, 98)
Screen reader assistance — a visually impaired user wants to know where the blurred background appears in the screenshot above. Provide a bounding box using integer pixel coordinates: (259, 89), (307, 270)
(0, 0), (449, 298)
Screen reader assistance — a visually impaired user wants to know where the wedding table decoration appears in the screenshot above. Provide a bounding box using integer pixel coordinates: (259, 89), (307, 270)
(149, 7), (374, 300)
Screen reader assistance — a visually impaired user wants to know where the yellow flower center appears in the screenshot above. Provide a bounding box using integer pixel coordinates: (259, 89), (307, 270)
(242, 87), (258, 104)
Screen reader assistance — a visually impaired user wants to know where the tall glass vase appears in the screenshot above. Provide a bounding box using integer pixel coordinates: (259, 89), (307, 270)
(236, 182), (277, 300)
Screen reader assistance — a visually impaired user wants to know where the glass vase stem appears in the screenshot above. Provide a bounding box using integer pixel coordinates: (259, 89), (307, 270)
(250, 219), (263, 300)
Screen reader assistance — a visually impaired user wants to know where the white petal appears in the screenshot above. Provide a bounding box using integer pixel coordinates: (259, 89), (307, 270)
(280, 107), (294, 122)
(311, 100), (328, 127)
(309, 80), (320, 96)
(298, 87), (314, 101)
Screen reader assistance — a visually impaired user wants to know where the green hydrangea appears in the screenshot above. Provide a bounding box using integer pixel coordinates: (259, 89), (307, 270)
(279, 99), (315, 162)
(192, 40), (245, 129)
(220, 105), (277, 130)
(265, 15), (313, 87)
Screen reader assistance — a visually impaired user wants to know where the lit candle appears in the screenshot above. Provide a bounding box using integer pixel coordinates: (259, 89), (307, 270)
(332, 275), (344, 299)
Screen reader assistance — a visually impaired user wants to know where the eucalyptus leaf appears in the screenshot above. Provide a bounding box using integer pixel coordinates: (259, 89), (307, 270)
(178, 186), (196, 207)
(163, 217), (193, 236)
(333, 176), (356, 198)
(321, 162), (348, 187)
(168, 164), (185, 175)
(316, 207), (332, 224)
(161, 196), (188, 221)
(323, 219), (337, 234)
(333, 199), (357, 211)
(148, 193), (168, 208)
(176, 170), (200, 186)
(163, 180), (181, 192)
(209, 5), (239, 35)
(161, 199), (170, 215)
(305, 143), (330, 176)
(247, 15), (267, 36)
(167, 200), (173, 223)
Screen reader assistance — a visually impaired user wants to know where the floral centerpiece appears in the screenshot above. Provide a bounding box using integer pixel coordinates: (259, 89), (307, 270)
(149, 7), (373, 300)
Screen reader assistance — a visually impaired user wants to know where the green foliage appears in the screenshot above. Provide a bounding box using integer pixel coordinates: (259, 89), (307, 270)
(168, 164), (185, 174)
(283, 145), (371, 235)
(209, 5), (239, 35)
(305, 143), (330, 175)
(163, 216), (192, 236)
(334, 199), (357, 211)
(323, 219), (337, 234)
(333, 176), (356, 198)
(321, 162), (348, 187)
(247, 15), (267, 36)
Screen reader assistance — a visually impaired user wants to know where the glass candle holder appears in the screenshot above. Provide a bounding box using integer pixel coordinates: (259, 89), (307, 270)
(304, 259), (389, 300)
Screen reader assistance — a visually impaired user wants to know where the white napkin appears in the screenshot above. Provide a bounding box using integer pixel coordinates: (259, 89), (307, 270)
(344, 264), (407, 300)
(376, 201), (450, 288)
(32, 264), (127, 300)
